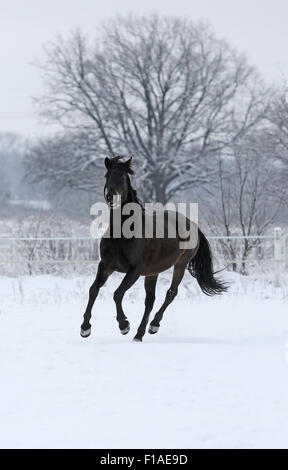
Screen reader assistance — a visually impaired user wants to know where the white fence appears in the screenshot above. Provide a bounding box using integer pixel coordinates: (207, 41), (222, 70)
(0, 236), (98, 276)
(208, 228), (285, 287)
(0, 228), (287, 284)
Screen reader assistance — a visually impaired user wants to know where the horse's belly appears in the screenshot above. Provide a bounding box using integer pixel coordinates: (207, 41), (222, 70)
(142, 241), (186, 276)
(142, 262), (174, 276)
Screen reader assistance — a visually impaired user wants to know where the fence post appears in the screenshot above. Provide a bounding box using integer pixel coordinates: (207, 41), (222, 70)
(274, 227), (282, 287)
(10, 239), (15, 276)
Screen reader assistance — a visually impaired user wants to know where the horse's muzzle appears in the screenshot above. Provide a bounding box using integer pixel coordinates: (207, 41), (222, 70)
(106, 192), (121, 208)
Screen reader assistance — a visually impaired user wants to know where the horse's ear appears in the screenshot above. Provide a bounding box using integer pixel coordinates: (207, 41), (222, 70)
(105, 157), (112, 170)
(125, 156), (134, 174)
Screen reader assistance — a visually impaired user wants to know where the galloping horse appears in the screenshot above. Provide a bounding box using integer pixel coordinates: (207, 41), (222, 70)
(81, 156), (227, 341)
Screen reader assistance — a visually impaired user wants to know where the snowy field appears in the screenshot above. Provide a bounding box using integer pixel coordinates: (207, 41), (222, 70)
(0, 270), (288, 449)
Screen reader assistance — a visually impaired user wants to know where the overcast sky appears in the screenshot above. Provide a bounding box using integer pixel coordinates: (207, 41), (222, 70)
(1, 0), (288, 137)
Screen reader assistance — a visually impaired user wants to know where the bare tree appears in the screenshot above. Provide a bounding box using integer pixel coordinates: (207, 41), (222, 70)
(204, 132), (282, 273)
(26, 131), (103, 193)
(0, 133), (26, 207)
(30, 14), (271, 203)
(269, 85), (288, 204)
(270, 87), (288, 154)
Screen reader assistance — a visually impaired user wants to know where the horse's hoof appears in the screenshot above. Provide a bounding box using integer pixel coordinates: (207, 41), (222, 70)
(119, 321), (130, 335)
(133, 336), (142, 342)
(121, 325), (130, 335)
(80, 327), (91, 338)
(148, 324), (159, 334)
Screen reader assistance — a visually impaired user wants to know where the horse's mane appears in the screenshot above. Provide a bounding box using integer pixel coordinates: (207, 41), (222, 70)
(127, 176), (143, 207)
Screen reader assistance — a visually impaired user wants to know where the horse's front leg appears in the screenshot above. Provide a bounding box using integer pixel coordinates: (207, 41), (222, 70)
(113, 265), (142, 335)
(81, 261), (112, 338)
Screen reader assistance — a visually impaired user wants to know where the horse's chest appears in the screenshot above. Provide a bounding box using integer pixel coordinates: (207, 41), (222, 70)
(100, 238), (140, 273)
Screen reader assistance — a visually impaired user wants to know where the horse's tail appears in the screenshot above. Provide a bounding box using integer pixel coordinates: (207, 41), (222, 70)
(188, 229), (228, 296)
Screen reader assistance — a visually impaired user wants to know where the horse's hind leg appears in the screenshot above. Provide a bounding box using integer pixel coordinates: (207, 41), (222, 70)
(148, 265), (185, 335)
(81, 261), (112, 338)
(133, 275), (158, 342)
(113, 266), (142, 335)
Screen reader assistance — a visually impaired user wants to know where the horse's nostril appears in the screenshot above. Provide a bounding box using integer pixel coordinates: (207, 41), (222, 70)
(106, 193), (115, 205)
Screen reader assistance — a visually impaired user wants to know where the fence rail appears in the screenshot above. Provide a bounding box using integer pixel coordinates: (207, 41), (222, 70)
(0, 228), (287, 284)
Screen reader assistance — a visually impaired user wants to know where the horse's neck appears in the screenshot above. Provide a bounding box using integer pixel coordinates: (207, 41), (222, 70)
(127, 184), (138, 204)
(108, 197), (143, 238)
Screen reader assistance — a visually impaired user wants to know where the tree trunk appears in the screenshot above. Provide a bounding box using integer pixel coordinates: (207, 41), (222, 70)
(153, 172), (167, 204)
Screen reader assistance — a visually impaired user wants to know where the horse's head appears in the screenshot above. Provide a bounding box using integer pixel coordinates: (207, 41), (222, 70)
(104, 156), (134, 207)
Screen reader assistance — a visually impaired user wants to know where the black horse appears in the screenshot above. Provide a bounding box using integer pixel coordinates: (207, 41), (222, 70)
(81, 156), (227, 341)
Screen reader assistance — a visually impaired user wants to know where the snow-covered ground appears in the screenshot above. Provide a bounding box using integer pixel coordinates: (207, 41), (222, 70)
(0, 271), (288, 449)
